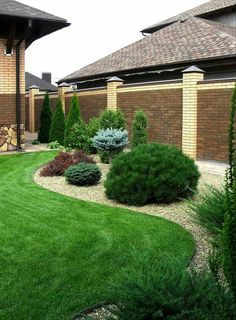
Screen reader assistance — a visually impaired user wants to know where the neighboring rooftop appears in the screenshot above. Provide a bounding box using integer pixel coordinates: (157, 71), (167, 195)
(25, 72), (57, 91)
(142, 0), (236, 33)
(60, 17), (236, 82)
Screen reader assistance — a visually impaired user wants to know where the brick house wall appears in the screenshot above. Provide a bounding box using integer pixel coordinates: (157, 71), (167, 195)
(197, 86), (234, 161)
(118, 89), (182, 147)
(0, 38), (25, 151)
(65, 92), (107, 122)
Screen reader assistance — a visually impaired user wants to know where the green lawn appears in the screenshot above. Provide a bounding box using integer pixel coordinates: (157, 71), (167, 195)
(0, 152), (195, 319)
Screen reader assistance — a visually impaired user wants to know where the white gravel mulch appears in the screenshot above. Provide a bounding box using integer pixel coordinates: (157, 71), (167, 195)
(34, 162), (223, 271)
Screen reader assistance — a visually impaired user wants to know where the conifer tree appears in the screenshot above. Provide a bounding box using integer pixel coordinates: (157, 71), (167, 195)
(64, 94), (82, 146)
(38, 92), (52, 143)
(131, 109), (148, 148)
(223, 84), (236, 303)
(49, 98), (65, 145)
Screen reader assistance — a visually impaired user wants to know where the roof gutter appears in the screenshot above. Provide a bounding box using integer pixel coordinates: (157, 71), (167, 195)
(15, 39), (23, 150)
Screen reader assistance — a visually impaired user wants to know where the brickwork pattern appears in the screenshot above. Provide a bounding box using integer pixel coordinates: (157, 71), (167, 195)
(197, 88), (234, 161)
(118, 89), (183, 147)
(65, 93), (106, 122)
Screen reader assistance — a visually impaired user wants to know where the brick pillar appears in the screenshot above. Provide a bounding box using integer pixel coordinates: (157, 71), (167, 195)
(182, 66), (205, 159)
(0, 39), (25, 152)
(106, 76), (124, 110)
(58, 82), (70, 113)
(28, 85), (40, 133)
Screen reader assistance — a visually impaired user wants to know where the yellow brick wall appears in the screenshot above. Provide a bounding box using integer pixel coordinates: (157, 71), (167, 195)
(0, 38), (25, 95)
(182, 72), (204, 159)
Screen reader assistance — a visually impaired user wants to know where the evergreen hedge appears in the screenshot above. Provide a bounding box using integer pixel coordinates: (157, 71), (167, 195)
(65, 163), (101, 186)
(131, 109), (147, 148)
(49, 98), (65, 145)
(64, 94), (82, 146)
(38, 93), (52, 143)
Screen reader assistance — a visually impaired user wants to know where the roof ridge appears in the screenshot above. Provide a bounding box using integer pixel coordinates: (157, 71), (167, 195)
(196, 17), (236, 38)
(142, 0), (236, 33)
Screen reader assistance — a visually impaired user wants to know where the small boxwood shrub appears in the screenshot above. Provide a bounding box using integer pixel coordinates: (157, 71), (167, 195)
(105, 143), (200, 205)
(65, 163), (101, 186)
(40, 151), (95, 177)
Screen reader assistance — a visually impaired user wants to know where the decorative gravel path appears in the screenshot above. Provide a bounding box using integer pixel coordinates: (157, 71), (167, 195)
(34, 162), (223, 271)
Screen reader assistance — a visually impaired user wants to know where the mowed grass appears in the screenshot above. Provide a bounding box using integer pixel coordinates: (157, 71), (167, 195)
(0, 152), (195, 319)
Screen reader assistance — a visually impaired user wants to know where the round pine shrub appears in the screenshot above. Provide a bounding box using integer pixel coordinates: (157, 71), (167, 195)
(105, 143), (200, 205)
(65, 163), (101, 186)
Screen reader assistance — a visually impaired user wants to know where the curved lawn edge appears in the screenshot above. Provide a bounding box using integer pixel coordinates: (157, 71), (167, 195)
(0, 151), (195, 319)
(34, 153), (209, 268)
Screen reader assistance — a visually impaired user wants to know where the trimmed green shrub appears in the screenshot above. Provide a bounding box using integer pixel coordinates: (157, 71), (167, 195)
(223, 84), (236, 303)
(189, 187), (226, 235)
(49, 98), (65, 145)
(107, 254), (236, 320)
(65, 163), (101, 186)
(38, 93), (52, 143)
(105, 143), (200, 205)
(99, 109), (125, 130)
(68, 122), (89, 150)
(64, 94), (82, 146)
(131, 109), (147, 148)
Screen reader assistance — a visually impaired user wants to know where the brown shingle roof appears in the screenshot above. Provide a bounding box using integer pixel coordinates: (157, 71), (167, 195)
(61, 17), (236, 82)
(142, 0), (236, 33)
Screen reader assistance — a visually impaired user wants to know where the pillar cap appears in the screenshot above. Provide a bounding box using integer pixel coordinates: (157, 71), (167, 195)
(58, 82), (70, 87)
(29, 84), (40, 90)
(106, 76), (124, 83)
(182, 66), (205, 74)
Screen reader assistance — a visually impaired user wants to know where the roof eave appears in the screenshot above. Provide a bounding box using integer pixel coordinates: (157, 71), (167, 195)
(59, 54), (236, 84)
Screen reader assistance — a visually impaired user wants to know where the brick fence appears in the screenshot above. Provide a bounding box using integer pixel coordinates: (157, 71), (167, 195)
(25, 67), (236, 162)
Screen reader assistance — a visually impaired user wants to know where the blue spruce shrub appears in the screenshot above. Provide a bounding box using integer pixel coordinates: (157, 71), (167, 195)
(105, 143), (200, 206)
(92, 128), (128, 163)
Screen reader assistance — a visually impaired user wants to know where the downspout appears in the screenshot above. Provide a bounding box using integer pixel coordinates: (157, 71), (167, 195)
(16, 39), (23, 150)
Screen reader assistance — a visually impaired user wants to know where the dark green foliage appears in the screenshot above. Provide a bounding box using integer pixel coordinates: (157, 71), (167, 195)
(223, 84), (236, 303)
(64, 94), (82, 146)
(49, 98), (65, 145)
(131, 109), (147, 148)
(68, 122), (89, 150)
(189, 187), (226, 235)
(86, 117), (101, 153)
(107, 255), (236, 320)
(99, 109), (125, 130)
(65, 162), (101, 186)
(98, 150), (110, 164)
(105, 143), (200, 205)
(38, 93), (52, 143)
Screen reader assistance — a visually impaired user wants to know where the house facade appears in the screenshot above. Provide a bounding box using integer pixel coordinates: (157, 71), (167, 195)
(55, 0), (236, 162)
(0, 0), (69, 152)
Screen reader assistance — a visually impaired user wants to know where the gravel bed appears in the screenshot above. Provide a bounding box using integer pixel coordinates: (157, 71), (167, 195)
(34, 162), (223, 270)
